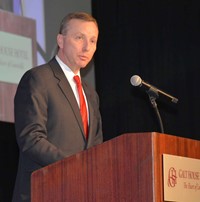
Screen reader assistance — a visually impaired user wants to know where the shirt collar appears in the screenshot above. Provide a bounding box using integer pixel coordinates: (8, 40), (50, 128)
(55, 55), (81, 82)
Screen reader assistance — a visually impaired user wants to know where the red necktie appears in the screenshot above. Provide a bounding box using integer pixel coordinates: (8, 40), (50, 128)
(74, 75), (88, 139)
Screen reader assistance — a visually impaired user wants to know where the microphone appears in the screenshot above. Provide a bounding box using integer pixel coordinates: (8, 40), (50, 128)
(130, 75), (178, 103)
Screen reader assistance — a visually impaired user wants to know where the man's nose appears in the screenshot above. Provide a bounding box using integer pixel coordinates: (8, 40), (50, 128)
(82, 39), (90, 52)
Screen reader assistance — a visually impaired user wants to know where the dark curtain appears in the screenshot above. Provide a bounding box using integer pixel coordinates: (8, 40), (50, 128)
(92, 0), (200, 141)
(0, 122), (18, 202)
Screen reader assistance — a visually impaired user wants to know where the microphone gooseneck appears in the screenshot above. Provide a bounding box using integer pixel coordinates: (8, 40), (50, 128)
(130, 75), (179, 133)
(130, 75), (178, 103)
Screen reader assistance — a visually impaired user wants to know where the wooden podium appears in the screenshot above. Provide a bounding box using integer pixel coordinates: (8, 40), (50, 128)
(31, 132), (200, 202)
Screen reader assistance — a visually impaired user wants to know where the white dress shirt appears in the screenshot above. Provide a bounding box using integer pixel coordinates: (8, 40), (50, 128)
(55, 55), (89, 123)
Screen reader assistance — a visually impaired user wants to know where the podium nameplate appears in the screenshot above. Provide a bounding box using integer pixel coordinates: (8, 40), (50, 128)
(163, 154), (200, 202)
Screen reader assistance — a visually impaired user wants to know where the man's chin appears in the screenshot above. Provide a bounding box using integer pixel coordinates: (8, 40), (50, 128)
(79, 62), (89, 68)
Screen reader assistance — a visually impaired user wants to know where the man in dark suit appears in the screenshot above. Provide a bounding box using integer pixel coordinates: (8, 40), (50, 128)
(12, 12), (103, 202)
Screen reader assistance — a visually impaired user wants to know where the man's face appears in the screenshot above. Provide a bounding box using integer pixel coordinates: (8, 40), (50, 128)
(57, 19), (98, 73)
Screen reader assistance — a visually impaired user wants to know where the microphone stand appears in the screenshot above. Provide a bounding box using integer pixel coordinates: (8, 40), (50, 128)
(147, 88), (164, 133)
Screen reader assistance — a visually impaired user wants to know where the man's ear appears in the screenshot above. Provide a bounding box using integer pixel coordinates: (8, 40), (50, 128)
(57, 34), (64, 49)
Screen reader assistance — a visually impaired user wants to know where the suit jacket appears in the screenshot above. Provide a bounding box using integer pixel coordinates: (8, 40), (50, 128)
(12, 58), (103, 202)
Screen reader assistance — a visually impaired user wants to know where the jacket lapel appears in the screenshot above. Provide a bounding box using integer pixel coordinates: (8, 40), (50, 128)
(48, 58), (85, 137)
(82, 82), (95, 144)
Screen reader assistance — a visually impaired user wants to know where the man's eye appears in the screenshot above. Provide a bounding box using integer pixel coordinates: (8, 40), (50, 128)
(75, 35), (83, 40)
(91, 39), (97, 44)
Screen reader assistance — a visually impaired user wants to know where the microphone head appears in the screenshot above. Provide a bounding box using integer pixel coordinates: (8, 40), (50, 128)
(130, 75), (142, 86)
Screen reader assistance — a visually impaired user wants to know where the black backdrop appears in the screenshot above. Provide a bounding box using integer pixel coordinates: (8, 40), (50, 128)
(92, 0), (200, 141)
